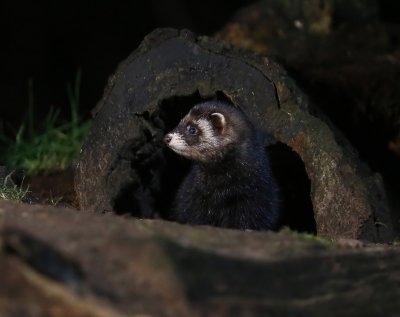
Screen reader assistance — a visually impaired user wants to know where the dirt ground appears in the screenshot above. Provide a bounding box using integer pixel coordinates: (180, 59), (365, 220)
(26, 168), (79, 209)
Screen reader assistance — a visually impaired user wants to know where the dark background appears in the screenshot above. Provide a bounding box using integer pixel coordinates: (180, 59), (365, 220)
(1, 1), (399, 128)
(0, 0), (251, 129)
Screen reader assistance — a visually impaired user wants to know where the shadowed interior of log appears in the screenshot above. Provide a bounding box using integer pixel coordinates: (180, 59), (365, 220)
(111, 91), (315, 233)
(268, 142), (316, 233)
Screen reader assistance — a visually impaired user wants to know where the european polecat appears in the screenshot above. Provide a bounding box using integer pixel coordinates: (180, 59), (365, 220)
(164, 101), (282, 230)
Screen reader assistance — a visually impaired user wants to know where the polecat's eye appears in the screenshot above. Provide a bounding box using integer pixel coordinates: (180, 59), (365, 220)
(187, 126), (197, 135)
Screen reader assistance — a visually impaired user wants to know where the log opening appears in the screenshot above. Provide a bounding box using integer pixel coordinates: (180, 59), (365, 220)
(111, 91), (315, 233)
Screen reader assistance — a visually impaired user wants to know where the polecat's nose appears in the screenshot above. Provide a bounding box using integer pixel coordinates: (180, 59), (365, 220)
(164, 134), (172, 144)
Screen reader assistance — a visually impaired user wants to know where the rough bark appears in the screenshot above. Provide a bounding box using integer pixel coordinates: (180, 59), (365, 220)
(75, 28), (394, 242)
(1, 200), (400, 316)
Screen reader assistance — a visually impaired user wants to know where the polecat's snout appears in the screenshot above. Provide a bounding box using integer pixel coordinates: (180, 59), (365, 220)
(164, 134), (172, 145)
(163, 130), (190, 158)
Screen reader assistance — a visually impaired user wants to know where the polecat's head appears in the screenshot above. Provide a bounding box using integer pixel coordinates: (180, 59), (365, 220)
(164, 101), (251, 162)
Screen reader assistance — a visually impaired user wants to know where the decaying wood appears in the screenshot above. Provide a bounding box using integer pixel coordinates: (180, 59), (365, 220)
(75, 28), (394, 242)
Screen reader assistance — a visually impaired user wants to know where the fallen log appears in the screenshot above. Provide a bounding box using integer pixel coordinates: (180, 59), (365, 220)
(1, 200), (400, 316)
(75, 28), (394, 242)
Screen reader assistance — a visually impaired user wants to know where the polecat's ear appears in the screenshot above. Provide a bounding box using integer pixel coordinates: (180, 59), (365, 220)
(210, 112), (226, 134)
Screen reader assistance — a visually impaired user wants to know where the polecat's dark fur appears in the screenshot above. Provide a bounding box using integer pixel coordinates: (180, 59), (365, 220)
(164, 101), (282, 230)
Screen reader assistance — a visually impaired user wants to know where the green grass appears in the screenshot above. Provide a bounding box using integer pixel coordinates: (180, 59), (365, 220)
(0, 174), (29, 202)
(0, 71), (91, 176)
(280, 227), (334, 247)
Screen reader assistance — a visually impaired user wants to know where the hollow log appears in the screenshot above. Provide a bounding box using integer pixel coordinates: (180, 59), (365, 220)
(75, 28), (394, 242)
